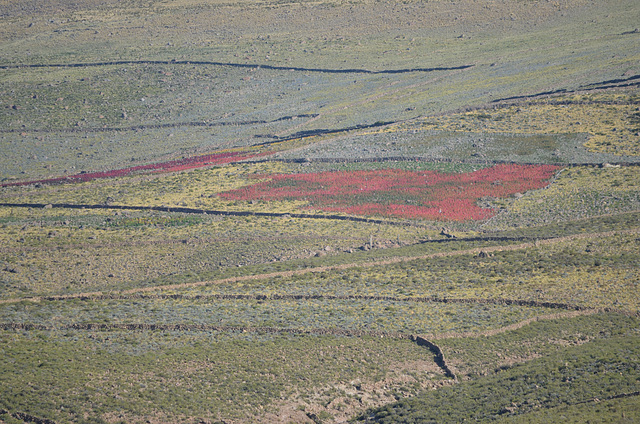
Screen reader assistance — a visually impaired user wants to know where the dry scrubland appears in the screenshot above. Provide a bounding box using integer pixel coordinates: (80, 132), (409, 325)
(1, 0), (640, 423)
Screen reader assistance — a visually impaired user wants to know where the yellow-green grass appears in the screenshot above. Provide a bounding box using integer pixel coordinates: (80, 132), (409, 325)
(1, 162), (291, 209)
(495, 396), (640, 424)
(386, 91), (640, 157)
(5, 0), (627, 69)
(357, 328), (640, 423)
(0, 329), (446, 424)
(0, 296), (558, 336)
(437, 311), (640, 379)
(0, 204), (436, 298)
(0, 1), (639, 424)
(182, 230), (640, 312)
(486, 165), (640, 229)
(2, 1), (639, 180)
(2, 163), (639, 303)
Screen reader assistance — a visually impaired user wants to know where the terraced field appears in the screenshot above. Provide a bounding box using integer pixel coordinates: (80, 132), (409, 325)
(1, 0), (640, 423)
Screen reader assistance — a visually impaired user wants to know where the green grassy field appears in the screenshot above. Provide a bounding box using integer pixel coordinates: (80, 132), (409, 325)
(1, 0), (640, 423)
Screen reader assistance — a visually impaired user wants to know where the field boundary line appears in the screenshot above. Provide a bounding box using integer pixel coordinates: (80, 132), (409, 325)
(0, 409), (56, 424)
(40, 293), (593, 312)
(0, 114), (319, 134)
(274, 66), (472, 139)
(0, 322), (407, 338)
(121, 227), (638, 295)
(0, 322), (456, 380)
(1, 228), (638, 305)
(0, 202), (430, 227)
(4, 311), (631, 383)
(0, 60), (473, 75)
(247, 156), (640, 167)
(491, 74), (640, 103)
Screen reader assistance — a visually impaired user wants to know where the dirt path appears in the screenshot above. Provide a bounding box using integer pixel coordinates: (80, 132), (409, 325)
(425, 309), (603, 340)
(2, 228), (637, 306)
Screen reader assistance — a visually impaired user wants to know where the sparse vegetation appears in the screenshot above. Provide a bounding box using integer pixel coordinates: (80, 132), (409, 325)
(1, 0), (640, 422)
(356, 331), (640, 423)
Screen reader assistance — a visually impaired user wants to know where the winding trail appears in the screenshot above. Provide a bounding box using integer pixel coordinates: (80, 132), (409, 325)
(1, 228), (637, 401)
(1, 227), (637, 306)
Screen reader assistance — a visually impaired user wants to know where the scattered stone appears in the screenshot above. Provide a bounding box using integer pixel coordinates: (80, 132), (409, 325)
(440, 228), (456, 238)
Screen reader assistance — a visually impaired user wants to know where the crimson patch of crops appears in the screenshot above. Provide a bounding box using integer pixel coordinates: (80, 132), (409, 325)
(219, 164), (560, 220)
(2, 151), (270, 187)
